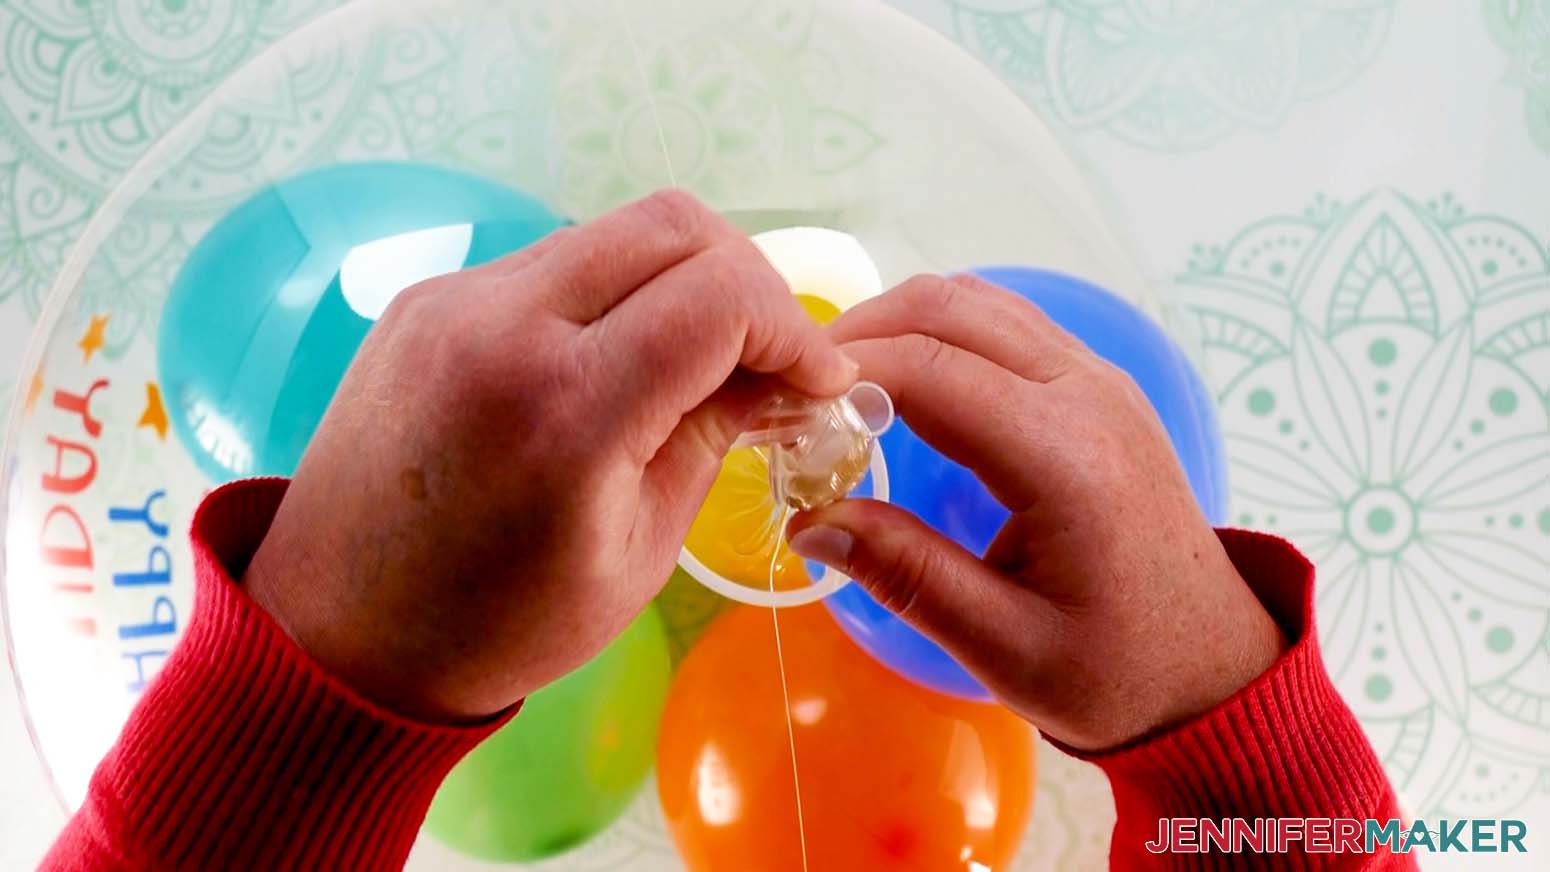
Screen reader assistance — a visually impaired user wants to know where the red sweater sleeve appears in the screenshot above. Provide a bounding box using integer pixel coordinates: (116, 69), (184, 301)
(40, 479), (509, 872)
(1070, 529), (1416, 870)
(42, 484), (1413, 871)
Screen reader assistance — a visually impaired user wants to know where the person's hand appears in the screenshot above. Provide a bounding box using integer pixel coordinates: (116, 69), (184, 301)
(786, 274), (1286, 751)
(241, 191), (857, 722)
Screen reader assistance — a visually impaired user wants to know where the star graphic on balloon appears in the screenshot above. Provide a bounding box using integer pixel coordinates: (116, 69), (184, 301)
(78, 314), (110, 363)
(24, 368), (46, 415)
(138, 383), (169, 440)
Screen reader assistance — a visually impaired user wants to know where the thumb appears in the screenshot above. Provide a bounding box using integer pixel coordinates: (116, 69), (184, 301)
(786, 498), (1034, 662)
(639, 372), (768, 558)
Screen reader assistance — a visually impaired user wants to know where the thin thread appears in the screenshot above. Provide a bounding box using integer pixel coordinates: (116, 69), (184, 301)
(769, 506), (810, 872)
(621, 7), (793, 865)
(617, 2), (678, 187)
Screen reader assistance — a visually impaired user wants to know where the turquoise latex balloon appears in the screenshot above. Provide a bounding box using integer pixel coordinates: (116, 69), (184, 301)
(158, 161), (566, 482)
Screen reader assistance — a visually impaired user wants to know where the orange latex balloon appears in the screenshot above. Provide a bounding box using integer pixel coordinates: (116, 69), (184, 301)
(657, 604), (1035, 871)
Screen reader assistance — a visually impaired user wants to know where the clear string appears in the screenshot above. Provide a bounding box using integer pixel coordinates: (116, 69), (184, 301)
(768, 506), (811, 872)
(618, 1), (678, 188)
(615, 4), (808, 869)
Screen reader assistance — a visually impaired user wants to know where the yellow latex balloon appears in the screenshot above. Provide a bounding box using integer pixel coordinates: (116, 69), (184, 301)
(753, 225), (883, 313)
(796, 294), (842, 324)
(681, 227), (881, 595)
(683, 446), (808, 590)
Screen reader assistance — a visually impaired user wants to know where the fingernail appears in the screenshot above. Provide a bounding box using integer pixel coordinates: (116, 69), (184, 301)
(788, 525), (854, 568)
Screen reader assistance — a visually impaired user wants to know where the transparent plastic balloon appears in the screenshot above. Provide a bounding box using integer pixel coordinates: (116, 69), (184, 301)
(1, 0), (1155, 867)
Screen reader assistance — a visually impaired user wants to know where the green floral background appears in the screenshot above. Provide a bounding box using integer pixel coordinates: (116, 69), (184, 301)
(2, 0), (1547, 869)
(1182, 188), (1550, 822)
(1487, 0), (1550, 152)
(942, 0), (1398, 151)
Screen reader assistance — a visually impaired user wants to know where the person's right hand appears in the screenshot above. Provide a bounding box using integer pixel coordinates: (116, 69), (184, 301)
(786, 274), (1287, 752)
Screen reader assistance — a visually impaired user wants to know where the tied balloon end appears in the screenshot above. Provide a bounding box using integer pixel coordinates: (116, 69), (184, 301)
(733, 380), (894, 512)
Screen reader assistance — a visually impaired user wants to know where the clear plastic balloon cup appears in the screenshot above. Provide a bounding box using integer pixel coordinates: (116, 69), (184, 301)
(680, 380), (895, 608)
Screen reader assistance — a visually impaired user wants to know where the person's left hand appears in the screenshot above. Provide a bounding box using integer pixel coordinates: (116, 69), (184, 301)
(240, 190), (857, 722)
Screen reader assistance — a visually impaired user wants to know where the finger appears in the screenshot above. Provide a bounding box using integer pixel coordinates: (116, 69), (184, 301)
(829, 273), (1086, 383)
(785, 498), (1057, 679)
(841, 334), (1052, 512)
(587, 240), (858, 456)
(637, 372), (770, 553)
(520, 190), (738, 322)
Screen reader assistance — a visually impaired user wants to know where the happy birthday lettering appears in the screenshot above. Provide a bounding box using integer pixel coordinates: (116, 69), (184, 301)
(37, 379), (108, 638)
(110, 489), (173, 693)
(36, 376), (179, 695)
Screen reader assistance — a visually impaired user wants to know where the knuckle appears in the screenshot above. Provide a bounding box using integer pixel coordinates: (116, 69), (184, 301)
(750, 323), (802, 372)
(1071, 422), (1136, 491)
(897, 272), (960, 311)
(1010, 297), (1064, 340)
(868, 543), (938, 621)
(880, 333), (953, 389)
(542, 225), (578, 247)
(909, 332), (954, 372)
(427, 320), (487, 392)
(898, 272), (995, 312)
(435, 322), (565, 420)
(672, 407), (741, 471)
(718, 239), (793, 308)
(636, 188), (710, 240)
(1085, 422), (1129, 463)
(706, 245), (756, 298)
(1093, 357), (1147, 402)
(932, 276), (966, 314)
(545, 329), (602, 410)
(683, 251), (755, 337)
(377, 275), (441, 327)
(724, 236), (785, 293)
(522, 226), (576, 267)
(944, 272), (1000, 298)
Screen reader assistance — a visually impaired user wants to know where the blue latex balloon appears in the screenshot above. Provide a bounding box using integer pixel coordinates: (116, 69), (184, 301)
(824, 267), (1228, 700)
(159, 162), (565, 482)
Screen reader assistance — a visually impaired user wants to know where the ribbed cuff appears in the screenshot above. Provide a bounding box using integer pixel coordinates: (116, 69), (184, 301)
(49, 478), (507, 871)
(1071, 529), (1400, 870)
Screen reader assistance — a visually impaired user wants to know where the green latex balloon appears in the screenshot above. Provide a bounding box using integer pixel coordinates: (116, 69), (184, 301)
(654, 567), (729, 666)
(424, 607), (672, 861)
